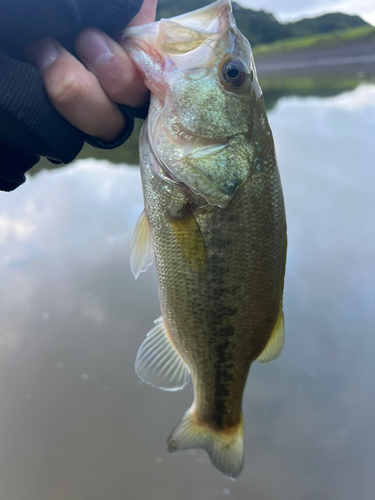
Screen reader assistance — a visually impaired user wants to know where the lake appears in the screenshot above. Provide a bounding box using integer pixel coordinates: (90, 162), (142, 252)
(0, 77), (374, 500)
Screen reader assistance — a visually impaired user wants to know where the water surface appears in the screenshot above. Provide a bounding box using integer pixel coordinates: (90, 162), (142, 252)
(0, 83), (374, 500)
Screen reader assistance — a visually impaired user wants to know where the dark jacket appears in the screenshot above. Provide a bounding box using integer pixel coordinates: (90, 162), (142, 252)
(0, 0), (145, 192)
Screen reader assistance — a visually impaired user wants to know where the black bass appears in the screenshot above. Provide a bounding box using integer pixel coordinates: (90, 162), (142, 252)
(122, 0), (287, 479)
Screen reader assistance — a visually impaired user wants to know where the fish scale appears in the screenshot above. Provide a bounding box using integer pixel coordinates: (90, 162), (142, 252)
(123, 0), (286, 478)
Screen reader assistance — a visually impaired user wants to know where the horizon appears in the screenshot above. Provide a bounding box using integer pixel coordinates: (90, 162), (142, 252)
(234, 0), (375, 26)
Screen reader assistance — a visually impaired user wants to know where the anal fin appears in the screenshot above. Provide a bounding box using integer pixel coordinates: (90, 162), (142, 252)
(130, 209), (154, 279)
(135, 317), (190, 391)
(257, 309), (284, 363)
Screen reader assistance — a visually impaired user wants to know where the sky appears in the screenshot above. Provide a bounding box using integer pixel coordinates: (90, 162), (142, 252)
(235, 0), (375, 25)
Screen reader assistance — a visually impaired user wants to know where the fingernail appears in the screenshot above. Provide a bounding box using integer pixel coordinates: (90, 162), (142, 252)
(77, 31), (114, 67)
(26, 39), (60, 70)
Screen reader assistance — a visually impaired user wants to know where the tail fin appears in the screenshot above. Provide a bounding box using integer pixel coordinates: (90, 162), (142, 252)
(167, 407), (244, 479)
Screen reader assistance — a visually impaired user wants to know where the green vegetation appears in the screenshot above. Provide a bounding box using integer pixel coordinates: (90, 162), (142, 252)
(253, 25), (375, 56)
(258, 75), (365, 111)
(289, 12), (369, 38)
(156, 0), (370, 47)
(259, 75), (364, 93)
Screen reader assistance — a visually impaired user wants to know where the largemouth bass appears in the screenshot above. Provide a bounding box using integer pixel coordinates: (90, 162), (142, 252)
(122, 0), (287, 479)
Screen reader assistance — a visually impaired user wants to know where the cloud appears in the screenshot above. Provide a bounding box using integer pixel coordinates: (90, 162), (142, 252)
(0, 159), (144, 355)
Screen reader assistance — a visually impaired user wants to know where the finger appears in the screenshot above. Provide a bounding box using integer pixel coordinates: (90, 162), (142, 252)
(127, 0), (158, 27)
(75, 29), (149, 108)
(75, 0), (157, 109)
(25, 38), (125, 142)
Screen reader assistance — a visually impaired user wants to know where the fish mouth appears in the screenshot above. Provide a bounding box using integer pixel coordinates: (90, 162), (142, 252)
(121, 0), (237, 91)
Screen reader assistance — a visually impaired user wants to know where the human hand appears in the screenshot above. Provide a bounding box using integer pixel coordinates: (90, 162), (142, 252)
(25, 0), (157, 143)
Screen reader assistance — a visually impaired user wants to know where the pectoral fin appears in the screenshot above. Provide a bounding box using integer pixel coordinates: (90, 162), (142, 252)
(169, 206), (207, 274)
(135, 317), (190, 391)
(130, 210), (154, 279)
(257, 310), (284, 363)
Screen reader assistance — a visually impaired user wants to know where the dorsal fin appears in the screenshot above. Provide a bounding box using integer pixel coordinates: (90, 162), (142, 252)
(135, 317), (190, 391)
(130, 210), (154, 279)
(257, 309), (284, 363)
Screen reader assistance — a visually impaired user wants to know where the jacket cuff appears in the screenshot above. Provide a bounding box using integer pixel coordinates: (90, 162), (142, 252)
(0, 141), (39, 192)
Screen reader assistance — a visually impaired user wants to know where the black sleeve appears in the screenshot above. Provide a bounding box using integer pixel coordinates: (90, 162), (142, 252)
(0, 0), (144, 192)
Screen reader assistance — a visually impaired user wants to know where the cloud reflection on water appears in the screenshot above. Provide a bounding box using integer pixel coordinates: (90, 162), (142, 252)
(0, 86), (374, 499)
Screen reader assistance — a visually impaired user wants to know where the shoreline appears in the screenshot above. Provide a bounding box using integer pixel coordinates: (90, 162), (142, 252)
(254, 37), (375, 77)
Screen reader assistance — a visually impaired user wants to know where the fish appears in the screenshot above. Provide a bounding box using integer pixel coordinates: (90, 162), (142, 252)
(122, 0), (287, 479)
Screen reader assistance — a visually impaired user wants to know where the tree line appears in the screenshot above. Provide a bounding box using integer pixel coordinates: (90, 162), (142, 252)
(156, 0), (368, 47)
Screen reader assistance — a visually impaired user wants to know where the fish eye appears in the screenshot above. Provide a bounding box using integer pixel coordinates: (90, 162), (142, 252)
(222, 59), (247, 87)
